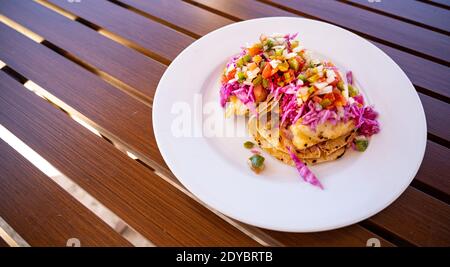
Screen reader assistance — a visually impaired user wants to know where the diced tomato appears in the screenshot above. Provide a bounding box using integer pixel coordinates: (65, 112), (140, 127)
(295, 56), (305, 70)
(317, 77), (326, 83)
(226, 69), (236, 81)
(262, 64), (273, 78)
(253, 84), (268, 103)
(333, 88), (347, 106)
(312, 96), (322, 103)
(323, 92), (335, 102)
(328, 79), (338, 87)
(325, 103), (336, 110)
(247, 62), (257, 71)
(248, 46), (261, 56)
(272, 73), (280, 84)
(221, 74), (227, 83)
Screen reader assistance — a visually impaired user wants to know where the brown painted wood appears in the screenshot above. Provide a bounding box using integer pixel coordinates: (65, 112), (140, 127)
(265, 0), (450, 63)
(0, 22), (166, 169)
(426, 0), (450, 9)
(373, 42), (449, 100)
(0, 139), (131, 247)
(190, 0), (450, 100)
(0, 0), (165, 102)
(189, 0), (296, 20)
(118, 0), (232, 37)
(415, 141), (450, 199)
(346, 0), (450, 33)
(1, 0), (448, 247)
(0, 23), (393, 248)
(47, 0), (194, 62)
(367, 187), (450, 246)
(185, 0), (450, 246)
(419, 94), (450, 141)
(262, 225), (394, 247)
(0, 71), (259, 246)
(0, 237), (9, 247)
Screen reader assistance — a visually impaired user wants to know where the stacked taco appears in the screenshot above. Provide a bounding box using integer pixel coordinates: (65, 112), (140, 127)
(220, 33), (380, 188)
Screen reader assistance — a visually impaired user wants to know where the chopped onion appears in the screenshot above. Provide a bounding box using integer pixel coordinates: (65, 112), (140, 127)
(316, 85), (333, 95)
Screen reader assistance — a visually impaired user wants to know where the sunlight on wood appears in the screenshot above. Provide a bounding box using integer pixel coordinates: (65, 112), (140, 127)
(0, 223), (21, 247)
(0, 124), (153, 247)
(126, 151), (139, 160)
(34, 0), (78, 20)
(0, 15), (44, 43)
(0, 124), (61, 177)
(71, 115), (102, 138)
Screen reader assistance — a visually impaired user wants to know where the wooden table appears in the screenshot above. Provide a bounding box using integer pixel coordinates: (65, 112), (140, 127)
(0, 0), (449, 247)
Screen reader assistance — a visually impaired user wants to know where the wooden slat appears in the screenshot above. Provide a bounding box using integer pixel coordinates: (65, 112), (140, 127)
(188, 0), (296, 19)
(346, 0), (450, 33)
(0, 71), (259, 246)
(0, 138), (131, 247)
(113, 1), (450, 140)
(190, 0), (450, 100)
(0, 22), (391, 248)
(46, 0), (194, 62)
(373, 42), (449, 100)
(0, 0), (165, 102)
(415, 141), (450, 199)
(367, 187), (450, 246)
(184, 0), (450, 245)
(0, 236), (9, 247)
(118, 0), (232, 37)
(265, 0), (450, 63)
(427, 0), (450, 8)
(419, 94), (450, 141)
(0, 22), (166, 169)
(261, 225), (394, 247)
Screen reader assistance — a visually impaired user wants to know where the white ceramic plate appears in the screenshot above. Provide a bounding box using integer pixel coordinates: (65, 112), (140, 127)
(153, 17), (426, 232)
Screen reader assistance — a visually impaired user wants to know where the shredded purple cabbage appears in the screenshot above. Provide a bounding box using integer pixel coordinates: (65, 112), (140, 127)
(287, 147), (323, 189)
(346, 71), (353, 85)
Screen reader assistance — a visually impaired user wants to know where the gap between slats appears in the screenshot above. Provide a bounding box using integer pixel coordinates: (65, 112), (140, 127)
(0, 56), (274, 247)
(107, 0), (201, 39)
(36, 0), (172, 66)
(30, 0), (450, 198)
(0, 89), (151, 247)
(255, 0), (450, 67)
(2, 0), (448, 246)
(338, 0), (450, 36)
(418, 0), (450, 10)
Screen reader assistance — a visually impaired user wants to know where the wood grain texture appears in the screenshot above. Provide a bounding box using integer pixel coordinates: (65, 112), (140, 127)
(0, 0), (165, 102)
(415, 141), (450, 199)
(0, 71), (259, 246)
(0, 236), (10, 247)
(261, 225), (394, 247)
(0, 23), (166, 169)
(47, 0), (194, 61)
(0, 138), (131, 247)
(185, 0), (450, 246)
(265, 0), (450, 63)
(188, 0), (296, 19)
(190, 0), (450, 100)
(367, 187), (450, 246)
(427, 0), (450, 8)
(419, 94), (450, 141)
(346, 0), (450, 33)
(373, 42), (449, 100)
(0, 19), (391, 248)
(118, 0), (233, 37)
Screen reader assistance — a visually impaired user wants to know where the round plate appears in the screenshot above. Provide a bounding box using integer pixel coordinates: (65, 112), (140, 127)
(153, 17), (426, 232)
